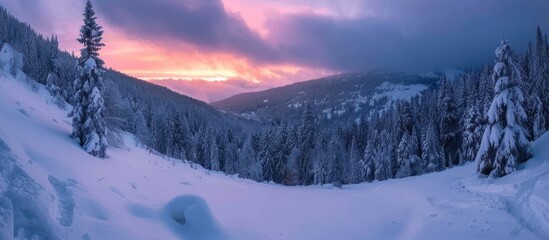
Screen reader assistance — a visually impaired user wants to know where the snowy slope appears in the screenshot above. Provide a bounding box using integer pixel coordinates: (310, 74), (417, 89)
(1, 70), (549, 239)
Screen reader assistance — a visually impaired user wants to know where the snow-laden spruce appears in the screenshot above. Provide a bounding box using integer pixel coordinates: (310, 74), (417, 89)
(476, 40), (531, 177)
(525, 27), (549, 139)
(422, 122), (444, 173)
(438, 76), (460, 168)
(530, 27), (549, 131)
(460, 104), (483, 164)
(69, 0), (108, 158)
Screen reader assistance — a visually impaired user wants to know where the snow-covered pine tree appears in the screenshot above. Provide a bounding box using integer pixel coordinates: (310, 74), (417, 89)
(239, 136), (263, 182)
(297, 102), (316, 185)
(46, 73), (61, 97)
(69, 0), (108, 158)
(355, 117), (369, 151)
(396, 101), (414, 136)
(209, 133), (220, 171)
(396, 130), (420, 178)
(438, 76), (460, 167)
(422, 122), (444, 173)
(21, 30), (38, 80)
(528, 95), (546, 139)
(348, 137), (363, 183)
(285, 146), (300, 185)
(362, 133), (377, 182)
(45, 72), (66, 109)
(328, 133), (345, 186)
(313, 139), (330, 185)
(374, 130), (391, 181)
(410, 127), (425, 176)
(476, 40), (530, 178)
(223, 140), (238, 175)
(262, 150), (277, 182)
(531, 27), (549, 131)
(181, 115), (194, 161)
(263, 127), (288, 184)
(167, 112), (185, 159)
(387, 107), (400, 178)
(479, 64), (495, 118)
(523, 42), (533, 88)
(460, 104), (483, 164)
(194, 127), (207, 167)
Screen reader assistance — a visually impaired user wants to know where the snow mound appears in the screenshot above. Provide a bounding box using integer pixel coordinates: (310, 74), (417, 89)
(0, 43), (26, 81)
(0, 43), (23, 72)
(48, 176), (76, 227)
(161, 195), (224, 240)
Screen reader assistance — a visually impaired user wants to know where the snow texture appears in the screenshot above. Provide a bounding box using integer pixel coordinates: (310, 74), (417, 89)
(370, 82), (428, 105)
(1, 68), (549, 239)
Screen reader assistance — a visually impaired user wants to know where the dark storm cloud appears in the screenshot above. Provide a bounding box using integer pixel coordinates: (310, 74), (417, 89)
(94, 0), (279, 63)
(96, 0), (549, 71)
(267, 0), (549, 71)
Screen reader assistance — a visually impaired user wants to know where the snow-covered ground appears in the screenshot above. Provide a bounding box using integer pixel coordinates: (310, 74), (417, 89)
(370, 82), (428, 106)
(1, 70), (549, 240)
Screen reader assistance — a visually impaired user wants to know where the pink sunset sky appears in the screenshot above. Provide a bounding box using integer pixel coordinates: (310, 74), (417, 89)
(1, 0), (548, 102)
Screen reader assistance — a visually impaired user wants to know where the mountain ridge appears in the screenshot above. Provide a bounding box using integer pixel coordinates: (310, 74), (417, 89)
(212, 70), (443, 123)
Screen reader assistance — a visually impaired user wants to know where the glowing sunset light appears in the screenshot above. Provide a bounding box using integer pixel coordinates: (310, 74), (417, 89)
(0, 0), (548, 102)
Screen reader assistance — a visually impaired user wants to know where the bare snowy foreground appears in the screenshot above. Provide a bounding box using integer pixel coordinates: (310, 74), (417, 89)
(1, 73), (549, 240)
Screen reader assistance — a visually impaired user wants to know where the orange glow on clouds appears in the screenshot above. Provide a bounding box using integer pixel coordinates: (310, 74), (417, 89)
(91, 0), (341, 87)
(1, 0), (338, 101)
(100, 27), (331, 86)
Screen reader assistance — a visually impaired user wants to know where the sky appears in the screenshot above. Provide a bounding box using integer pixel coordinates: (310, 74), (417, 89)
(1, 0), (549, 102)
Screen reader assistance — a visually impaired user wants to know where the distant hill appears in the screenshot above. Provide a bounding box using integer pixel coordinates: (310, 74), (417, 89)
(213, 71), (443, 123)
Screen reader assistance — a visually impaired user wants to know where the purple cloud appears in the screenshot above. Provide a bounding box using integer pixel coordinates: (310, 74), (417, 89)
(94, 0), (279, 64)
(3, 0), (549, 72)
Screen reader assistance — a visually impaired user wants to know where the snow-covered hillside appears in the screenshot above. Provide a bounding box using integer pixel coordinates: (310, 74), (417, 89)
(213, 71), (436, 123)
(1, 70), (549, 239)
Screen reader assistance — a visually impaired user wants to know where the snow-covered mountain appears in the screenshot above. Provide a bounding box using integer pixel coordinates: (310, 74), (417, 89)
(212, 71), (441, 123)
(1, 54), (549, 239)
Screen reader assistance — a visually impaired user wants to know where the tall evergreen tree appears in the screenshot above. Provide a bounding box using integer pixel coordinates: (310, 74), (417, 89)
(528, 95), (546, 139)
(396, 130), (420, 178)
(69, 0), (108, 157)
(263, 127), (288, 183)
(168, 112), (186, 159)
(523, 42), (533, 87)
(313, 139), (330, 185)
(422, 122), (444, 173)
(297, 102), (316, 184)
(375, 130), (392, 181)
(348, 137), (363, 183)
(476, 40), (530, 178)
(460, 104), (483, 164)
(328, 133), (345, 185)
(531, 27), (549, 131)
(479, 64), (495, 118)
(239, 136), (263, 181)
(223, 140), (238, 174)
(362, 134), (377, 182)
(438, 76), (460, 167)
(209, 133), (220, 171)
